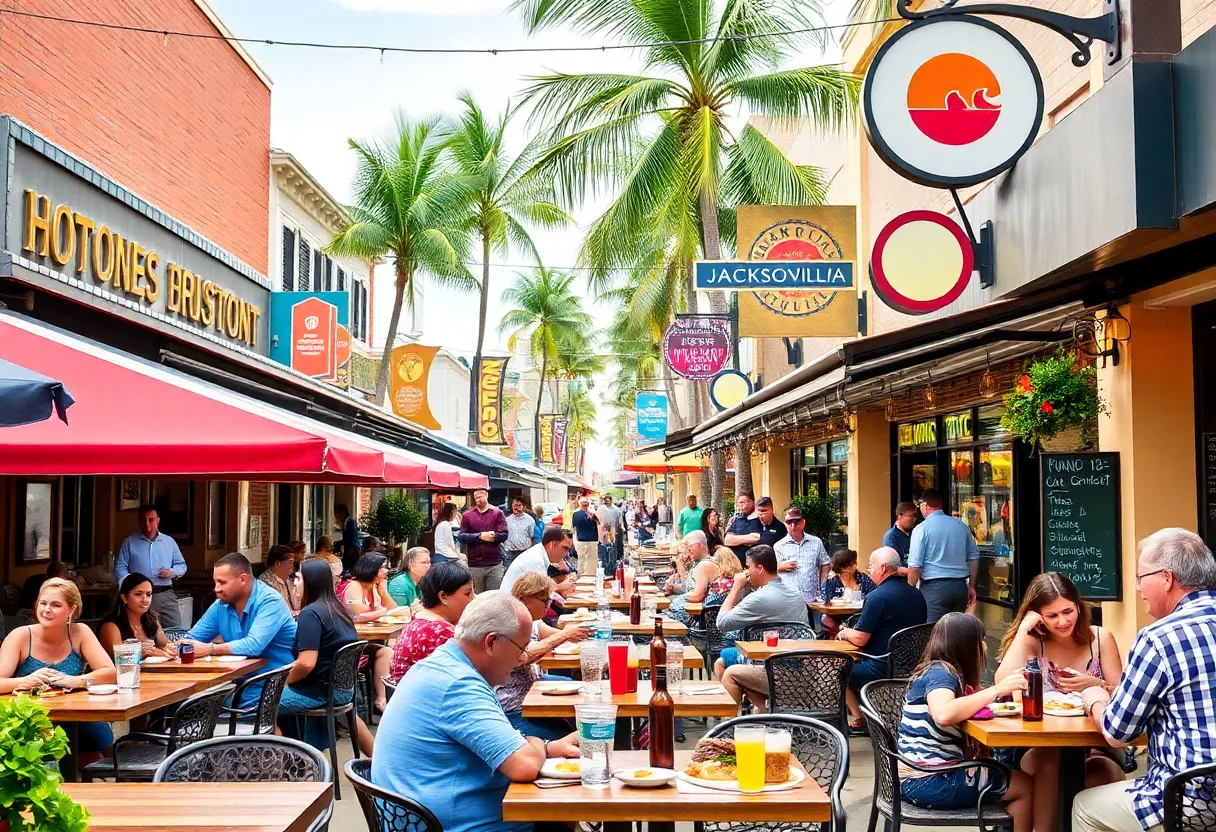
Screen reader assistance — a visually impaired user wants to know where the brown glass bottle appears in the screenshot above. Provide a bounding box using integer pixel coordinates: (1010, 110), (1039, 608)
(629, 591), (642, 624)
(1023, 657), (1044, 721)
(648, 618), (675, 769)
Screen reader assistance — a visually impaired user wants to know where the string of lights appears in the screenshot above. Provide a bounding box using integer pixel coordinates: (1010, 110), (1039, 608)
(0, 7), (900, 57)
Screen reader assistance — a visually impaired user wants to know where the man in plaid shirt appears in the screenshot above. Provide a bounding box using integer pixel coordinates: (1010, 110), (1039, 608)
(1075, 528), (1216, 832)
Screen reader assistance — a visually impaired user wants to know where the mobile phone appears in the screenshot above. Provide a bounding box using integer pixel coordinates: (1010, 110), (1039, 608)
(1057, 667), (1077, 677)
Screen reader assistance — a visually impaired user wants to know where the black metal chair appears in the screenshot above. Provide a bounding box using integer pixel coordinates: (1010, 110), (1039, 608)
(360, 642), (391, 724)
(215, 665), (291, 736)
(689, 602), (726, 676)
(743, 622), (818, 642)
(297, 640), (366, 800)
(345, 757), (444, 832)
(155, 735), (332, 832)
(1165, 762), (1216, 832)
(764, 650), (855, 735)
(82, 683), (234, 782)
(703, 714), (849, 832)
(384, 677), (397, 704)
(883, 624), (934, 678)
(859, 678), (912, 734)
(860, 703), (1013, 832)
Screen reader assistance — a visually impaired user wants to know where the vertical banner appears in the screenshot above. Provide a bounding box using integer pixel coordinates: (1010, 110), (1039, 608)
(475, 356), (510, 445)
(736, 205), (859, 338)
(635, 393), (669, 445)
(514, 428), (535, 463)
(388, 344), (441, 430)
(538, 415), (556, 465)
(553, 418), (569, 472)
(269, 292), (349, 384)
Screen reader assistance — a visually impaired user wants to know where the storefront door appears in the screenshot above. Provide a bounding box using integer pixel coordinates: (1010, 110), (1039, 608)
(899, 451), (939, 509)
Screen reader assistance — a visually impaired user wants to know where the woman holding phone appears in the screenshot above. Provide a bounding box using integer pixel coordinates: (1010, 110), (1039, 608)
(994, 572), (1125, 832)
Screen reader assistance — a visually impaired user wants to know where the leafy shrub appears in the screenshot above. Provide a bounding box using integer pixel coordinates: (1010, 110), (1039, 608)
(789, 492), (841, 543)
(361, 492), (424, 548)
(0, 696), (89, 832)
(1001, 350), (1106, 451)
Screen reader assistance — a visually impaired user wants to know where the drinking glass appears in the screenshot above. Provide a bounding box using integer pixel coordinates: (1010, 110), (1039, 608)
(113, 641), (141, 690)
(665, 641), (684, 695)
(608, 639), (630, 695)
(575, 703), (617, 789)
(580, 639), (606, 699)
(763, 629), (780, 647)
(764, 727), (792, 784)
(641, 594), (658, 623)
(735, 725), (767, 793)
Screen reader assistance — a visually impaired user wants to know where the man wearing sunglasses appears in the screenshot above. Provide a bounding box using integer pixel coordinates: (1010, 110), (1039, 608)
(774, 506), (831, 607)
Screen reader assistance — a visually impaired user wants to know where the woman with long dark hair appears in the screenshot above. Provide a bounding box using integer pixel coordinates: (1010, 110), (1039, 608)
(99, 573), (175, 659)
(339, 552), (397, 711)
(897, 613), (1033, 831)
(432, 502), (464, 565)
(279, 559), (374, 755)
(701, 508), (723, 552)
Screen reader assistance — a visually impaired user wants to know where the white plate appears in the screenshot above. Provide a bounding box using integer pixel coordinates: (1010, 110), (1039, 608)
(678, 765), (805, 793)
(553, 643), (580, 655)
(990, 703), (1022, 718)
(87, 685), (119, 695)
(142, 656), (171, 664)
(614, 767), (678, 788)
(1043, 704), (1086, 717)
(216, 655), (248, 663)
(540, 758), (583, 779)
(538, 682), (583, 696)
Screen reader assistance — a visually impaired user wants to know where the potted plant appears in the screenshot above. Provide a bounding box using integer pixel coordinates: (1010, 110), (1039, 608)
(361, 492), (425, 551)
(1000, 349), (1107, 452)
(789, 492), (841, 546)
(0, 696), (89, 832)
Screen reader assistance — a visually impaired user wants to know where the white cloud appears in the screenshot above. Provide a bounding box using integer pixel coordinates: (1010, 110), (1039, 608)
(331, 0), (507, 14)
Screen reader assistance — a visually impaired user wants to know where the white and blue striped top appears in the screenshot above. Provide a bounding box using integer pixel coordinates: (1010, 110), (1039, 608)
(897, 662), (965, 773)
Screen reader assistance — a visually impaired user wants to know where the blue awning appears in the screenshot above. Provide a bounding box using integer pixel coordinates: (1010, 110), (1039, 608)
(0, 357), (74, 427)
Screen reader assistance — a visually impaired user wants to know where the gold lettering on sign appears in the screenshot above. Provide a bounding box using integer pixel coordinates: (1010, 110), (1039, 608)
(19, 189), (263, 346)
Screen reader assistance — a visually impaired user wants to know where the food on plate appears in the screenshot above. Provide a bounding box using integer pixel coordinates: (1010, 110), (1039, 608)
(554, 761), (581, 773)
(690, 736), (736, 762)
(633, 769), (654, 778)
(684, 759), (738, 780)
(1044, 699), (1083, 713)
(990, 702), (1021, 715)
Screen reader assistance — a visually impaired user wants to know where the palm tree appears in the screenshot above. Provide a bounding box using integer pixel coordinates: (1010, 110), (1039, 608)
(449, 94), (574, 445)
(326, 115), (475, 405)
(514, 0), (859, 507)
(498, 268), (595, 462)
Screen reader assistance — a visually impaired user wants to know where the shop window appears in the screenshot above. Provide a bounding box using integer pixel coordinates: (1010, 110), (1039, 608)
(60, 476), (94, 566)
(975, 446), (1015, 605)
(977, 405), (1011, 439)
(281, 227), (296, 292)
(20, 479), (59, 564)
(151, 481), (194, 546)
(943, 410), (973, 445)
(827, 463), (848, 539)
(207, 481), (228, 549)
(351, 280), (369, 342)
(950, 449), (977, 529)
(829, 441), (848, 463)
(898, 419), (938, 450)
(911, 463), (937, 502)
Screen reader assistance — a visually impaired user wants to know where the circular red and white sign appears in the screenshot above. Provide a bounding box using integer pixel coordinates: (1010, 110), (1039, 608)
(863, 17), (1044, 188)
(870, 210), (974, 314)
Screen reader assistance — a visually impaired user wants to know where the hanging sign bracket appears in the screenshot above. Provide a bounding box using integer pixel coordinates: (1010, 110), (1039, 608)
(897, 0), (1121, 67)
(949, 188), (995, 290)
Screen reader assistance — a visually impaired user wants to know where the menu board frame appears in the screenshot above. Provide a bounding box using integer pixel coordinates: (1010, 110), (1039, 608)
(1039, 451), (1122, 602)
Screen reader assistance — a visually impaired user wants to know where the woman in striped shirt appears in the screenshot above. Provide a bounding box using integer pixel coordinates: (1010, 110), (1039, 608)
(897, 613), (1034, 832)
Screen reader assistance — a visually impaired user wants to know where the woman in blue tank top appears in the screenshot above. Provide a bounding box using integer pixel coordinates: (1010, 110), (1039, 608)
(0, 577), (116, 767)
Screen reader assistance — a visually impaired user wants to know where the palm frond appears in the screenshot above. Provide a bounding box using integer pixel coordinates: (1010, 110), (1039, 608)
(725, 65), (860, 129)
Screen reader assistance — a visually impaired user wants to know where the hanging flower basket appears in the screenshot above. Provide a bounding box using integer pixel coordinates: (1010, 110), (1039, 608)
(1000, 350), (1107, 452)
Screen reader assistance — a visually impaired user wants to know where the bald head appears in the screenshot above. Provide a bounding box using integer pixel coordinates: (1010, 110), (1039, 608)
(683, 529), (708, 559)
(868, 546), (902, 583)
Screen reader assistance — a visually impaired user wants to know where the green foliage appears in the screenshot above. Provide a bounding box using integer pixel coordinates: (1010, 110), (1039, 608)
(0, 696), (89, 832)
(362, 492), (424, 548)
(1001, 350), (1107, 450)
(789, 492), (841, 543)
(724, 498), (735, 519)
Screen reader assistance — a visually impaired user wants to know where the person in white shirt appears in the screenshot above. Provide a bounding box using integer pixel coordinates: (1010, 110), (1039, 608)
(501, 526), (574, 591)
(432, 502), (465, 566)
(773, 506), (831, 605)
(503, 497), (537, 572)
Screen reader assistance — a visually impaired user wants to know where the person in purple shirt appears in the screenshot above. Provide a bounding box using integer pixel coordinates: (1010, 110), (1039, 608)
(458, 488), (508, 593)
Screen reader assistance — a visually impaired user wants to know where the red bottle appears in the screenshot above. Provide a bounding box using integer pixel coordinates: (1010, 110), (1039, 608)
(629, 592), (642, 625)
(648, 619), (675, 769)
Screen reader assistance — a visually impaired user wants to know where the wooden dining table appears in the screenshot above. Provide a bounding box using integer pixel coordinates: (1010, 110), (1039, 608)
(64, 781), (332, 831)
(522, 680), (737, 720)
(807, 600), (863, 616)
(565, 593), (669, 611)
(503, 749), (829, 827)
(539, 643), (705, 671)
(356, 620), (405, 642)
(139, 656), (267, 678)
(557, 614), (688, 637)
(734, 639), (859, 662)
(964, 712), (1147, 832)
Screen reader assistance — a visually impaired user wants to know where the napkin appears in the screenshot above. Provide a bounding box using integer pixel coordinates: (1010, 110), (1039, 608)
(534, 778), (584, 789)
(682, 684), (727, 696)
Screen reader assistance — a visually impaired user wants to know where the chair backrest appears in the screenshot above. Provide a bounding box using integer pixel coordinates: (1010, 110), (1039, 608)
(155, 735), (332, 784)
(886, 623), (934, 678)
(166, 683), (235, 752)
(860, 678), (911, 735)
(163, 628), (189, 644)
(765, 650), (854, 731)
(860, 703), (903, 827)
(706, 714), (849, 832)
(1164, 762), (1216, 832)
(742, 621), (816, 641)
(230, 665), (292, 735)
(345, 757), (445, 832)
(694, 603), (725, 644)
(328, 640), (368, 700)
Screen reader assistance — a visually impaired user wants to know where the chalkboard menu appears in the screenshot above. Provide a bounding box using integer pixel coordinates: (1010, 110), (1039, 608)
(1040, 452), (1122, 601)
(1204, 434), (1216, 528)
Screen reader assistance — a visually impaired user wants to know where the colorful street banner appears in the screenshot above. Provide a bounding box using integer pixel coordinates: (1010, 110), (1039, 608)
(736, 205), (859, 338)
(388, 344), (441, 430)
(635, 393), (669, 444)
(475, 356), (510, 445)
(575, 440), (585, 477)
(269, 292), (349, 383)
(538, 414), (556, 465)
(334, 324), (352, 390)
(514, 428), (534, 463)
(553, 418), (569, 472)
(662, 318), (731, 381)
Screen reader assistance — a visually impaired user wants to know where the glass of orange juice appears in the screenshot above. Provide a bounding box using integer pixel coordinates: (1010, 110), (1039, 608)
(735, 725), (767, 793)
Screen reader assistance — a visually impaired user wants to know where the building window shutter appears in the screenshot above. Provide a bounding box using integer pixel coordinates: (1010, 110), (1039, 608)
(298, 239), (311, 292)
(324, 258), (333, 292)
(337, 267), (347, 292)
(281, 227), (296, 292)
(359, 282), (369, 341)
(312, 250), (323, 292)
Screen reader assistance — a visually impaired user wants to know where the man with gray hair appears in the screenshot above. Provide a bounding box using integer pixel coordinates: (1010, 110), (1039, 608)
(1073, 528), (1216, 832)
(838, 546), (927, 728)
(372, 591), (579, 832)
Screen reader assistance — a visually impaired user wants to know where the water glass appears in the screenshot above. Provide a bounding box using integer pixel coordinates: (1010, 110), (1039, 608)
(580, 639), (606, 699)
(641, 594), (658, 623)
(665, 641), (684, 695)
(575, 703), (617, 789)
(113, 641), (141, 690)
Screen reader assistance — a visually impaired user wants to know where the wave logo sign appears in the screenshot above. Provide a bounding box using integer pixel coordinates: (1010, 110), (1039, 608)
(907, 53), (1001, 146)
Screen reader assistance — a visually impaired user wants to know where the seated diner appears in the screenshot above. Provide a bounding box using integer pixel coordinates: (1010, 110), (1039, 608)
(388, 561), (475, 684)
(387, 546), (431, 607)
(98, 572), (176, 659)
(340, 552), (399, 712)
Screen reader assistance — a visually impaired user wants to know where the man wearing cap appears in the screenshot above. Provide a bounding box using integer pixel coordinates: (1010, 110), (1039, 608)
(774, 506), (831, 606)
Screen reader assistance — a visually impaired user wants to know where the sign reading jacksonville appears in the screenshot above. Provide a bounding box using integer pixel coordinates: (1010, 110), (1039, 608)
(694, 260), (854, 292)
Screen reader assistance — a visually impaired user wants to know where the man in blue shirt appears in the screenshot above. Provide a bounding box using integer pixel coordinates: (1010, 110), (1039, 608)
(838, 547), (927, 728)
(182, 553), (296, 699)
(882, 501), (918, 568)
(906, 489), (979, 623)
(372, 591), (579, 832)
(115, 504), (188, 628)
(571, 496), (599, 576)
(724, 490), (763, 567)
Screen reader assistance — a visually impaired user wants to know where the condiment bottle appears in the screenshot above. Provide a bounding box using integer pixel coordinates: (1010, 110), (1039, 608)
(629, 591), (642, 625)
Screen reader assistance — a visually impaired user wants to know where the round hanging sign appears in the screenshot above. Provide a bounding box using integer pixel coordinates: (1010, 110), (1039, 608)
(708, 369), (753, 412)
(662, 318), (731, 381)
(863, 17), (1044, 188)
(870, 210), (974, 315)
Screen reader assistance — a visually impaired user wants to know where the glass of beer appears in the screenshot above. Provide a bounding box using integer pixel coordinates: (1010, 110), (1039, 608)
(764, 728), (792, 783)
(735, 725), (767, 793)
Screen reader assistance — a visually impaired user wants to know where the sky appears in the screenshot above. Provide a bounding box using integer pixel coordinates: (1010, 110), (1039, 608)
(209, 0), (849, 476)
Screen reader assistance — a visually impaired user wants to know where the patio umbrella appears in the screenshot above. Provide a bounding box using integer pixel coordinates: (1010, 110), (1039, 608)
(0, 358), (74, 427)
(622, 448), (705, 474)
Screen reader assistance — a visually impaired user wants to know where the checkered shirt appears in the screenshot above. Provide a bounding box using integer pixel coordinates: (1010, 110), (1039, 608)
(1101, 589), (1216, 830)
